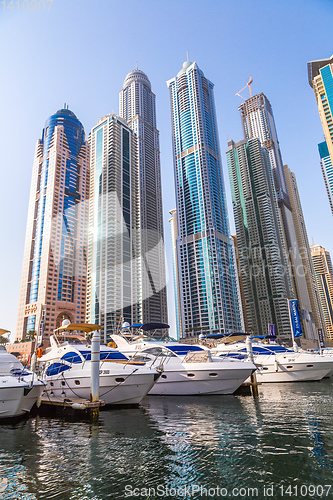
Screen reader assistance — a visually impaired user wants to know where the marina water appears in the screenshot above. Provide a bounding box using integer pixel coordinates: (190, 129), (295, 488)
(1, 380), (332, 499)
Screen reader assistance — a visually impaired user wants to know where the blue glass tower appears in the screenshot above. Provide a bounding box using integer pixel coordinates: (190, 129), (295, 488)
(167, 59), (242, 337)
(318, 141), (333, 215)
(16, 107), (89, 341)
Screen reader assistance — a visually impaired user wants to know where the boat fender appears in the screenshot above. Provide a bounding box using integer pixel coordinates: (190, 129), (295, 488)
(275, 359), (279, 372)
(36, 396), (42, 408)
(71, 403), (86, 410)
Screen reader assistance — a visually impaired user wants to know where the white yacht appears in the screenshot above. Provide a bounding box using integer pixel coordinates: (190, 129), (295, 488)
(210, 339), (333, 383)
(110, 324), (256, 396)
(39, 324), (160, 405)
(0, 345), (44, 420)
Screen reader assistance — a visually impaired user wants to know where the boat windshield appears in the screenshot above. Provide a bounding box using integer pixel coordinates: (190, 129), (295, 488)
(58, 335), (88, 346)
(142, 347), (177, 357)
(130, 336), (178, 344)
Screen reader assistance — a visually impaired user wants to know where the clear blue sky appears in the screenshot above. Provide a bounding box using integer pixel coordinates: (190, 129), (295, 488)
(0, 0), (332, 339)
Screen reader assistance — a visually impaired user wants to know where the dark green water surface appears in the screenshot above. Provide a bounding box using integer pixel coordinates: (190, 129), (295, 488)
(0, 380), (332, 499)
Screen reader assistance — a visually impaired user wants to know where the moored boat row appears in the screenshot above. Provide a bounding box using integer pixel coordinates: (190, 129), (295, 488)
(2, 322), (333, 421)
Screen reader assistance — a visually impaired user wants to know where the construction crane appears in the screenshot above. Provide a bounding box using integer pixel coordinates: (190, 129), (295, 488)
(235, 75), (253, 100)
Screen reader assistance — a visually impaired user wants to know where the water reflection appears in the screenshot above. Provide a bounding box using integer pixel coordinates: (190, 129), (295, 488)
(0, 380), (332, 499)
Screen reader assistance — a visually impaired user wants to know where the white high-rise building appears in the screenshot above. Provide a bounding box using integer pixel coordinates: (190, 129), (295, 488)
(119, 69), (168, 325)
(86, 115), (141, 342)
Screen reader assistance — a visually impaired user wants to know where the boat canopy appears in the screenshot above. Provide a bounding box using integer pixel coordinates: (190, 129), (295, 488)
(55, 323), (101, 334)
(119, 323), (170, 331)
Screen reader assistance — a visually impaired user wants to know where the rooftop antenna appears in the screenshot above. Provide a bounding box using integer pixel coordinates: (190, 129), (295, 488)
(235, 75), (254, 100)
(186, 50), (190, 61)
(136, 61), (138, 70)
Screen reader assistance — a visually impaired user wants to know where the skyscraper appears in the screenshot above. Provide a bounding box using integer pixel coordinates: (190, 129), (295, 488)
(119, 69), (167, 325)
(167, 59), (242, 337)
(226, 137), (294, 339)
(86, 114), (141, 342)
(308, 56), (333, 215)
(284, 165), (326, 340)
(239, 92), (316, 340)
(16, 107), (89, 341)
(318, 141), (333, 215)
(311, 244), (333, 340)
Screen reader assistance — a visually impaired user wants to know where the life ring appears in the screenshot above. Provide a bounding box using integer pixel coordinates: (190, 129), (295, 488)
(36, 347), (43, 358)
(107, 341), (116, 349)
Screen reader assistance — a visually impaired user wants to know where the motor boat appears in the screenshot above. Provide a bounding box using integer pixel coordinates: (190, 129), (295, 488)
(38, 323), (160, 405)
(0, 344), (44, 420)
(110, 323), (256, 395)
(210, 338), (333, 383)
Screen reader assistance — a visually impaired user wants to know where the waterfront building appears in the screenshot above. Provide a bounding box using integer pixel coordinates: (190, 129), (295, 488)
(284, 165), (326, 339)
(119, 69), (168, 325)
(16, 107), (90, 342)
(168, 209), (182, 339)
(167, 59), (242, 337)
(310, 244), (333, 340)
(86, 114), (141, 342)
(308, 56), (333, 215)
(226, 137), (294, 339)
(318, 141), (333, 215)
(239, 92), (316, 341)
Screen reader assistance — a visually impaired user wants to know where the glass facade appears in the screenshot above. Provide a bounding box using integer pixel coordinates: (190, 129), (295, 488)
(167, 61), (241, 337)
(227, 138), (294, 339)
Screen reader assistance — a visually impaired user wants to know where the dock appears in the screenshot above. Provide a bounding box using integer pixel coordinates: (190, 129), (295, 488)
(35, 396), (105, 418)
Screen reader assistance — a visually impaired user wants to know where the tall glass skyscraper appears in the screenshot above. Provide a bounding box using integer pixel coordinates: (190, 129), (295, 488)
(16, 108), (90, 341)
(227, 138), (294, 340)
(239, 93), (317, 341)
(86, 115), (142, 342)
(167, 59), (242, 337)
(119, 69), (168, 325)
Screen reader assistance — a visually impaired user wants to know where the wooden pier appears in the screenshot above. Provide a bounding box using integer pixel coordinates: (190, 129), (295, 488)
(35, 396), (105, 418)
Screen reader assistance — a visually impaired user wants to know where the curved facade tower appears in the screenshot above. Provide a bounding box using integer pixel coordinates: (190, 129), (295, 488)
(16, 108), (90, 342)
(167, 60), (242, 336)
(119, 69), (167, 324)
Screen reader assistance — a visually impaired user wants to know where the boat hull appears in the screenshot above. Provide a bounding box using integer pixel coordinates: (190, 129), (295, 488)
(44, 366), (158, 405)
(0, 379), (44, 419)
(148, 363), (254, 395)
(250, 360), (333, 383)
